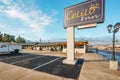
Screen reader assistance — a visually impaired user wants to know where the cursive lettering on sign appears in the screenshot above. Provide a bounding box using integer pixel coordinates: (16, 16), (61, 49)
(66, 2), (100, 21)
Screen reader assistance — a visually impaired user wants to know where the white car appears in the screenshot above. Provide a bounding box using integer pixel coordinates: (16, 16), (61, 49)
(0, 43), (22, 54)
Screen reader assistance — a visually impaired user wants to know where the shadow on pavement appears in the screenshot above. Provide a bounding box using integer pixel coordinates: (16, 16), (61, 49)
(0, 53), (22, 56)
(36, 58), (84, 79)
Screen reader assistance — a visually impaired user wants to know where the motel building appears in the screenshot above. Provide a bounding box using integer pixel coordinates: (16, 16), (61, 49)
(22, 41), (88, 53)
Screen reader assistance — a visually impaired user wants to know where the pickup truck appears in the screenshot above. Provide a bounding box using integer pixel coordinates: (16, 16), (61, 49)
(0, 43), (22, 54)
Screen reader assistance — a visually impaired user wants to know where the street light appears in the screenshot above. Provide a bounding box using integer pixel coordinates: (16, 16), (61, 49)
(107, 22), (120, 70)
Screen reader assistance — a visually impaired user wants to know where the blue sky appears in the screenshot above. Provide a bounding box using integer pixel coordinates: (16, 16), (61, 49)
(0, 0), (120, 41)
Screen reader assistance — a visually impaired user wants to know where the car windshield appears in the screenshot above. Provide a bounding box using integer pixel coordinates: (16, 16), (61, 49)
(0, 43), (7, 47)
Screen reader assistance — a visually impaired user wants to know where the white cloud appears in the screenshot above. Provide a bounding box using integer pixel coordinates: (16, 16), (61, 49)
(3, 4), (53, 31)
(0, 0), (56, 41)
(0, 24), (4, 28)
(0, 0), (11, 5)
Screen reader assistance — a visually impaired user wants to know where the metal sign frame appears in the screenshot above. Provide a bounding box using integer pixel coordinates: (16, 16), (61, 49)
(77, 23), (97, 29)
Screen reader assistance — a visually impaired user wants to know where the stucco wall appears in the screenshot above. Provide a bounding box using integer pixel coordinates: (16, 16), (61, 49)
(62, 48), (86, 53)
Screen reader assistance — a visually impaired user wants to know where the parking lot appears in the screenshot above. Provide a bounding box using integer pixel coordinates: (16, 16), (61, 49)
(0, 52), (84, 79)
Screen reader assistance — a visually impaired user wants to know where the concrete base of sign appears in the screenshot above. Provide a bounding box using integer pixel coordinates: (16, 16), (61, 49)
(63, 59), (78, 65)
(109, 60), (118, 70)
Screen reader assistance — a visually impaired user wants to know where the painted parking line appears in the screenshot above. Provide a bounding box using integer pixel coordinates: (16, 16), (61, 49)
(33, 57), (62, 70)
(0, 54), (33, 60)
(11, 55), (45, 64)
(36, 58), (84, 79)
(14, 56), (60, 69)
(0, 54), (25, 60)
(0, 55), (27, 60)
(0, 54), (40, 64)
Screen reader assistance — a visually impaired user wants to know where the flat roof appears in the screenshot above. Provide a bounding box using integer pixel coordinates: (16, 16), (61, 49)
(22, 41), (88, 46)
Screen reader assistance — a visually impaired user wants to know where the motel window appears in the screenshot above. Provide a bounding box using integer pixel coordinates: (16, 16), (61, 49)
(75, 45), (79, 48)
(79, 45), (84, 48)
(64, 45), (67, 48)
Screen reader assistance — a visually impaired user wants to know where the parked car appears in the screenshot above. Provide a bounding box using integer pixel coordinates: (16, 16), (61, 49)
(0, 43), (22, 54)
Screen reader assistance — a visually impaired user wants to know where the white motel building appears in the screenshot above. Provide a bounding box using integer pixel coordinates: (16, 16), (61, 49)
(22, 41), (88, 53)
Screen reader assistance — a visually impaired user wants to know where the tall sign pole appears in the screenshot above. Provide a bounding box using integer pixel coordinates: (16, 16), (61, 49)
(63, 26), (76, 64)
(63, 0), (104, 65)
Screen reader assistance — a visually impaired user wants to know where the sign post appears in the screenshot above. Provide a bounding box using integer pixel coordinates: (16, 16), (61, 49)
(63, 26), (77, 65)
(63, 0), (104, 65)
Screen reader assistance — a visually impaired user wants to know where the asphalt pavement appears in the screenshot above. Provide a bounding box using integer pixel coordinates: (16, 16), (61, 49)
(0, 52), (120, 80)
(0, 53), (84, 79)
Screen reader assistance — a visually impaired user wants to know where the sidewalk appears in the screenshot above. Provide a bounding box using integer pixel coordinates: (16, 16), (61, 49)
(79, 53), (120, 80)
(0, 53), (120, 80)
(0, 62), (66, 80)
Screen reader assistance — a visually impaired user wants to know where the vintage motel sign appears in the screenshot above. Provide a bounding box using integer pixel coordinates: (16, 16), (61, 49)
(63, 0), (105, 65)
(64, 0), (105, 28)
